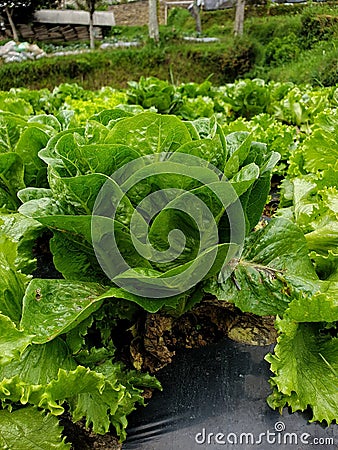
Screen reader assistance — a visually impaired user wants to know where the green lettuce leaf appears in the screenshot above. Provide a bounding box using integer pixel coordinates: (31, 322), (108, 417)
(310, 249), (338, 282)
(0, 112), (27, 153)
(0, 354), (160, 441)
(0, 236), (30, 323)
(50, 230), (106, 282)
(0, 338), (76, 384)
(37, 128), (85, 174)
(0, 152), (25, 212)
(266, 319), (338, 424)
(175, 136), (225, 170)
(0, 213), (43, 274)
(283, 291), (338, 323)
(223, 132), (253, 178)
(20, 280), (111, 343)
(222, 133), (279, 232)
(49, 172), (109, 214)
(0, 314), (33, 365)
(0, 407), (71, 450)
(28, 114), (62, 132)
(295, 110), (338, 173)
(0, 93), (33, 116)
(89, 108), (133, 126)
(204, 218), (319, 316)
(57, 234), (108, 282)
(306, 221), (338, 254)
(19, 278), (183, 343)
(42, 133), (118, 177)
(105, 112), (192, 154)
(15, 126), (49, 187)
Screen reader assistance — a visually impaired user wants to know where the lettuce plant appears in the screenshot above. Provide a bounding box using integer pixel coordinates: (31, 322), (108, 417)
(16, 110), (279, 309)
(263, 105), (338, 424)
(0, 86), (337, 447)
(127, 77), (182, 114)
(0, 108), (280, 445)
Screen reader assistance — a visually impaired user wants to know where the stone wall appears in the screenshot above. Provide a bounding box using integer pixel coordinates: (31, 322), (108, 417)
(111, 1), (166, 26)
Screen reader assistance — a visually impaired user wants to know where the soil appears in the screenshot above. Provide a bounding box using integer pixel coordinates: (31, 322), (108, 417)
(60, 413), (122, 449)
(60, 299), (277, 449)
(262, 175), (282, 220)
(129, 300), (277, 373)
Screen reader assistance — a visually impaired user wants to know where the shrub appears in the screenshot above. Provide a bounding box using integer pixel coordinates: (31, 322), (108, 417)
(266, 40), (338, 86)
(220, 36), (261, 81)
(299, 12), (338, 49)
(310, 47), (338, 86)
(167, 7), (195, 30)
(264, 33), (300, 67)
(246, 15), (302, 45)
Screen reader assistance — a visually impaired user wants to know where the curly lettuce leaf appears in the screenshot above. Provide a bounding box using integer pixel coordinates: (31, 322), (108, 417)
(284, 290), (338, 323)
(266, 319), (338, 425)
(276, 167), (338, 284)
(0, 348), (160, 441)
(0, 93), (33, 116)
(69, 360), (161, 439)
(293, 110), (338, 173)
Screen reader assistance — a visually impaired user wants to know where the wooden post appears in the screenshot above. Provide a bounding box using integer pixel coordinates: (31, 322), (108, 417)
(89, 5), (95, 49)
(189, 1), (202, 35)
(234, 0), (245, 36)
(5, 6), (19, 42)
(149, 0), (159, 42)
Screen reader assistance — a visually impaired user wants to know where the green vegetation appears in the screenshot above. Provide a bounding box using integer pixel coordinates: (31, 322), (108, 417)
(0, 2), (338, 446)
(1, 3), (338, 88)
(0, 39), (260, 90)
(0, 78), (337, 446)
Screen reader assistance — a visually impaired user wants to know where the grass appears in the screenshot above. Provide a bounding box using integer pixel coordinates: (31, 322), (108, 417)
(0, 28), (263, 90)
(1, 2), (338, 89)
(266, 40), (338, 86)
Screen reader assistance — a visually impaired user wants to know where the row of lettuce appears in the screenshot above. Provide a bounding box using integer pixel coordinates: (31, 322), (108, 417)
(4, 76), (338, 126)
(0, 78), (337, 447)
(3, 76), (338, 177)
